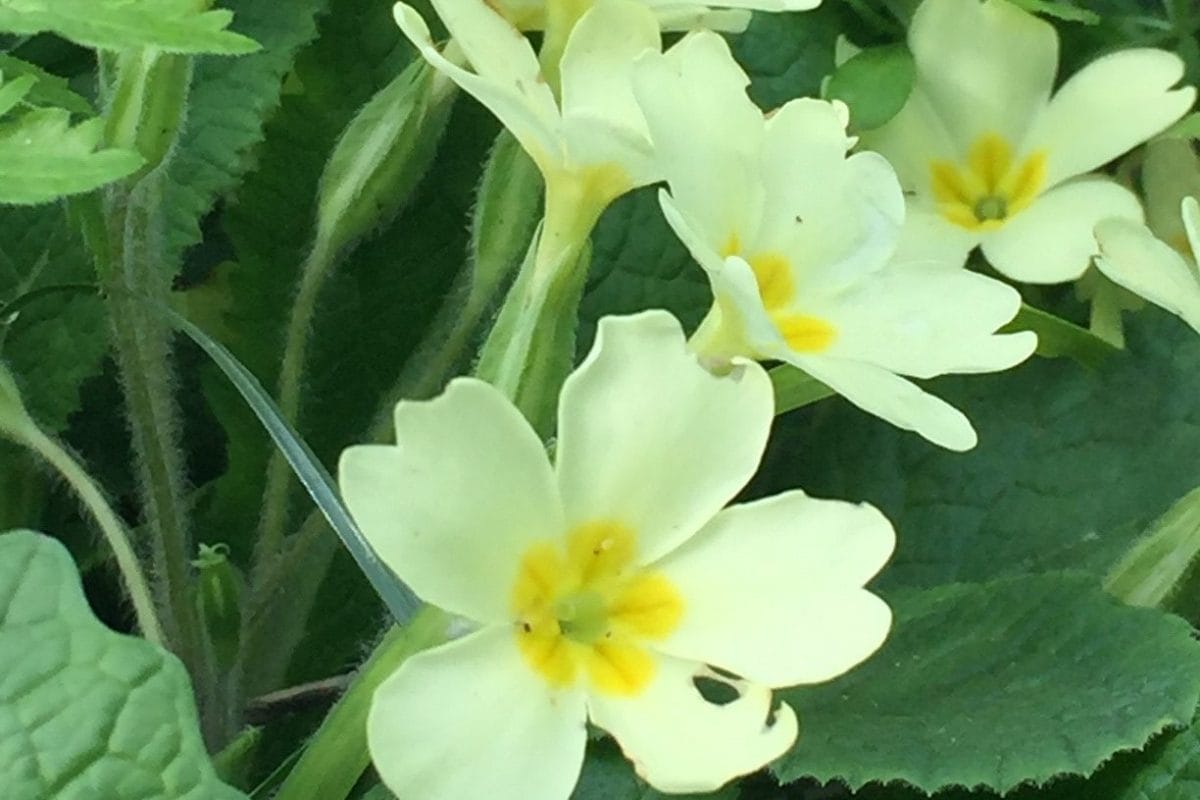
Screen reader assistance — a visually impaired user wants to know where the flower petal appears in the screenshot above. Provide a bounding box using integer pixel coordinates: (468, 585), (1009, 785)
(652, 490), (893, 687)
(1030, 49), (1195, 187)
(862, 86), (956, 195)
(588, 656), (798, 793)
(339, 378), (563, 623)
(982, 177), (1144, 283)
(816, 265), (1035, 378)
(1094, 214), (1200, 335)
(908, 0), (1057, 152)
(789, 355), (979, 451)
(555, 311), (773, 565)
(633, 30), (764, 249)
(645, 5), (752, 31)
(559, 0), (660, 184)
(756, 100), (906, 292)
(369, 626), (588, 800)
(888, 203), (978, 270)
(395, 2), (560, 171)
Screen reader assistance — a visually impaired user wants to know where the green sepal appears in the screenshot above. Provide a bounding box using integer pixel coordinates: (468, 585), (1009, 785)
(316, 59), (456, 255)
(474, 232), (593, 437)
(192, 542), (243, 670)
(469, 128), (543, 321)
(1107, 486), (1200, 610)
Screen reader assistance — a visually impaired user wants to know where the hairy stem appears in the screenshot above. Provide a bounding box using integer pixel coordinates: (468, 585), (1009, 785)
(16, 424), (164, 644)
(86, 181), (216, 740)
(254, 234), (338, 589)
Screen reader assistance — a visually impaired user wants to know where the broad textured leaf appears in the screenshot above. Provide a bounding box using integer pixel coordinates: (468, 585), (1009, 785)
(0, 109), (141, 204)
(0, 0), (258, 54)
(824, 44), (915, 131)
(572, 738), (737, 800)
(0, 206), (106, 432)
(752, 311), (1200, 591)
(164, 0), (325, 267)
(774, 573), (1200, 794)
(0, 530), (246, 800)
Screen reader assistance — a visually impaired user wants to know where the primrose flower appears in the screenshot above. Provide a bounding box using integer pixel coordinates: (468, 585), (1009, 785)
(633, 31), (1035, 451)
(491, 0), (819, 32)
(1094, 197), (1200, 335)
(866, 0), (1195, 283)
(340, 311), (895, 800)
(394, 0), (662, 262)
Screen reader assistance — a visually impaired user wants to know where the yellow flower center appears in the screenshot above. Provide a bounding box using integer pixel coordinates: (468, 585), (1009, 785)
(511, 521), (684, 696)
(929, 133), (1047, 231)
(719, 234), (837, 353)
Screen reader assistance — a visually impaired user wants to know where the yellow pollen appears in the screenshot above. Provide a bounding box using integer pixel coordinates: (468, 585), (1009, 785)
(929, 133), (1047, 231)
(511, 521), (683, 696)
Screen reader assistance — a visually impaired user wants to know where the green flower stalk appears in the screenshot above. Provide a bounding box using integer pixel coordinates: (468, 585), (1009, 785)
(0, 362), (163, 645)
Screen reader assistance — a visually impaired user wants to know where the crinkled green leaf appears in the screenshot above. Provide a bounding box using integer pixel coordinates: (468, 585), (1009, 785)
(0, 206), (106, 432)
(732, 4), (843, 109)
(754, 311), (1200, 591)
(824, 44), (915, 131)
(0, 529), (247, 800)
(0, 0), (258, 54)
(774, 573), (1200, 793)
(0, 108), (142, 204)
(0, 54), (91, 113)
(164, 0), (325, 267)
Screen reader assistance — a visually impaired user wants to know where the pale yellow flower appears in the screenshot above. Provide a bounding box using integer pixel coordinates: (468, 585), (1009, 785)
(340, 312), (894, 800)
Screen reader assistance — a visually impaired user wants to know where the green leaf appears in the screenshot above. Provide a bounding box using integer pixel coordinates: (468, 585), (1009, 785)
(774, 573), (1200, 793)
(1005, 302), (1120, 369)
(1160, 112), (1200, 142)
(0, 109), (142, 203)
(755, 311), (1200, 591)
(0, 53), (91, 113)
(572, 738), (738, 800)
(732, 4), (844, 109)
(0, 529), (247, 800)
(0, 73), (35, 116)
(824, 44), (915, 132)
(154, 301), (420, 624)
(1011, 0), (1102, 24)
(0, 206), (107, 432)
(163, 0), (324, 267)
(0, 0), (259, 54)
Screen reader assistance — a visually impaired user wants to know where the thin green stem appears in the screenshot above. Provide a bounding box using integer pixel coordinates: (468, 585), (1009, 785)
(255, 234), (338, 586)
(15, 424), (164, 644)
(272, 606), (452, 800)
